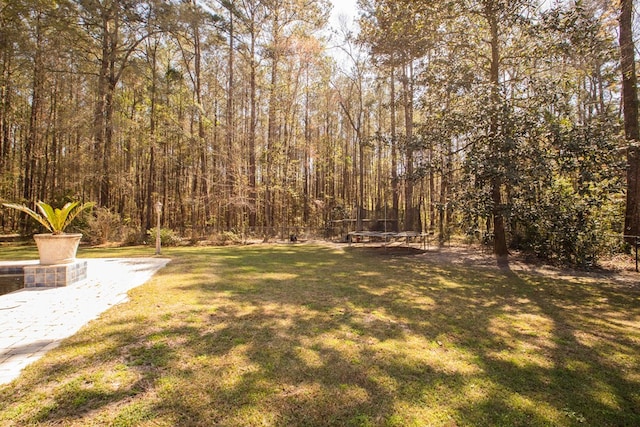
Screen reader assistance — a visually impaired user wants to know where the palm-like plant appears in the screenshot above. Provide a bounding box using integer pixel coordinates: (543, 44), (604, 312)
(3, 201), (95, 235)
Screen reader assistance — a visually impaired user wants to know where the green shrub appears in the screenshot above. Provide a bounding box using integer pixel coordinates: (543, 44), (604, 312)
(147, 227), (181, 247)
(511, 178), (619, 267)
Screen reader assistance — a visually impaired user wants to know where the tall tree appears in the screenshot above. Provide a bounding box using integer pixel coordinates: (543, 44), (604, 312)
(224, 0), (236, 229)
(236, 0), (266, 229)
(262, 0), (329, 236)
(358, 0), (438, 231)
(483, 0), (509, 256)
(619, 0), (640, 242)
(78, 0), (156, 207)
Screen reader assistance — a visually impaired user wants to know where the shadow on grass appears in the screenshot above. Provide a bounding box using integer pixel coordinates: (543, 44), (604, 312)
(1, 244), (638, 426)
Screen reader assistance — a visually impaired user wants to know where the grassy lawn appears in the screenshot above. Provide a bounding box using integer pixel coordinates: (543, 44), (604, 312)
(0, 244), (638, 426)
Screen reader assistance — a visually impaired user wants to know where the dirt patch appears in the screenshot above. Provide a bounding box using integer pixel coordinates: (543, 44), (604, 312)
(317, 240), (640, 290)
(343, 246), (427, 256)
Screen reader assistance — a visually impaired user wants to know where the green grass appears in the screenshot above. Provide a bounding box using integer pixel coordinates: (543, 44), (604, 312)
(0, 244), (638, 426)
(0, 243), (159, 261)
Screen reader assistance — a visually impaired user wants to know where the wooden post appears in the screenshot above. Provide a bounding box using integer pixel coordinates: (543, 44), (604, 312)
(155, 201), (162, 255)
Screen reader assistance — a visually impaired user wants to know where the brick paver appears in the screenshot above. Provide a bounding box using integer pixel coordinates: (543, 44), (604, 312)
(0, 258), (169, 385)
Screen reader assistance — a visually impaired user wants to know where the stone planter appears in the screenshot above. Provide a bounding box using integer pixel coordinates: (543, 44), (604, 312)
(33, 233), (82, 265)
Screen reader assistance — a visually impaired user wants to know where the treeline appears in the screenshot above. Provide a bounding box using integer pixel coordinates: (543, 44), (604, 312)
(0, 0), (636, 265)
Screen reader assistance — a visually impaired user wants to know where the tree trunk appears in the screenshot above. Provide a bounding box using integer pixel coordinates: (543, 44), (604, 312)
(487, 1), (508, 256)
(248, 18), (258, 228)
(390, 65), (399, 230)
(402, 62), (415, 231)
(25, 13), (45, 208)
(304, 68), (311, 224)
(620, 0), (640, 242)
(1, 42), (13, 178)
(192, 8), (210, 237)
(93, 19), (108, 205)
(265, 12), (279, 238)
(145, 39), (158, 235)
(226, 4), (235, 229)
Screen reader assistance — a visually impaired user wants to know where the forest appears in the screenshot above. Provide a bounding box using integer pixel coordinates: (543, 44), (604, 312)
(1, 0), (639, 266)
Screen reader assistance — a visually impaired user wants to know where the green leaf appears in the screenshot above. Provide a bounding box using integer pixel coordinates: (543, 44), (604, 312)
(2, 202), (53, 233)
(3, 201), (95, 234)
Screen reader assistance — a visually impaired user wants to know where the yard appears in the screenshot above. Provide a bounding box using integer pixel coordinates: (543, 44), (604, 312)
(0, 243), (638, 426)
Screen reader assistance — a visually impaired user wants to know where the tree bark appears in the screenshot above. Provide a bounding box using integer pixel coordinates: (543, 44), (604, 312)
(226, 3), (235, 229)
(265, 10), (279, 238)
(0, 41), (13, 178)
(304, 68), (311, 224)
(402, 61), (415, 231)
(248, 27), (258, 228)
(390, 65), (399, 230)
(145, 39), (158, 235)
(620, 0), (640, 242)
(25, 15), (44, 207)
(487, 0), (508, 256)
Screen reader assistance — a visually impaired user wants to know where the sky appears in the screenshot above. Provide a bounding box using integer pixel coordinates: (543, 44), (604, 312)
(327, 0), (556, 27)
(329, 0), (358, 30)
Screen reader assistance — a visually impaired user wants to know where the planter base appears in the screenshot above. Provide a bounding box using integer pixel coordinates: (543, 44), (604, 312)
(23, 260), (87, 288)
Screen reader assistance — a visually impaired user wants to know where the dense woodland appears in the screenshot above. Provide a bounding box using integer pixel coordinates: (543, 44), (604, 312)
(1, 0), (639, 265)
